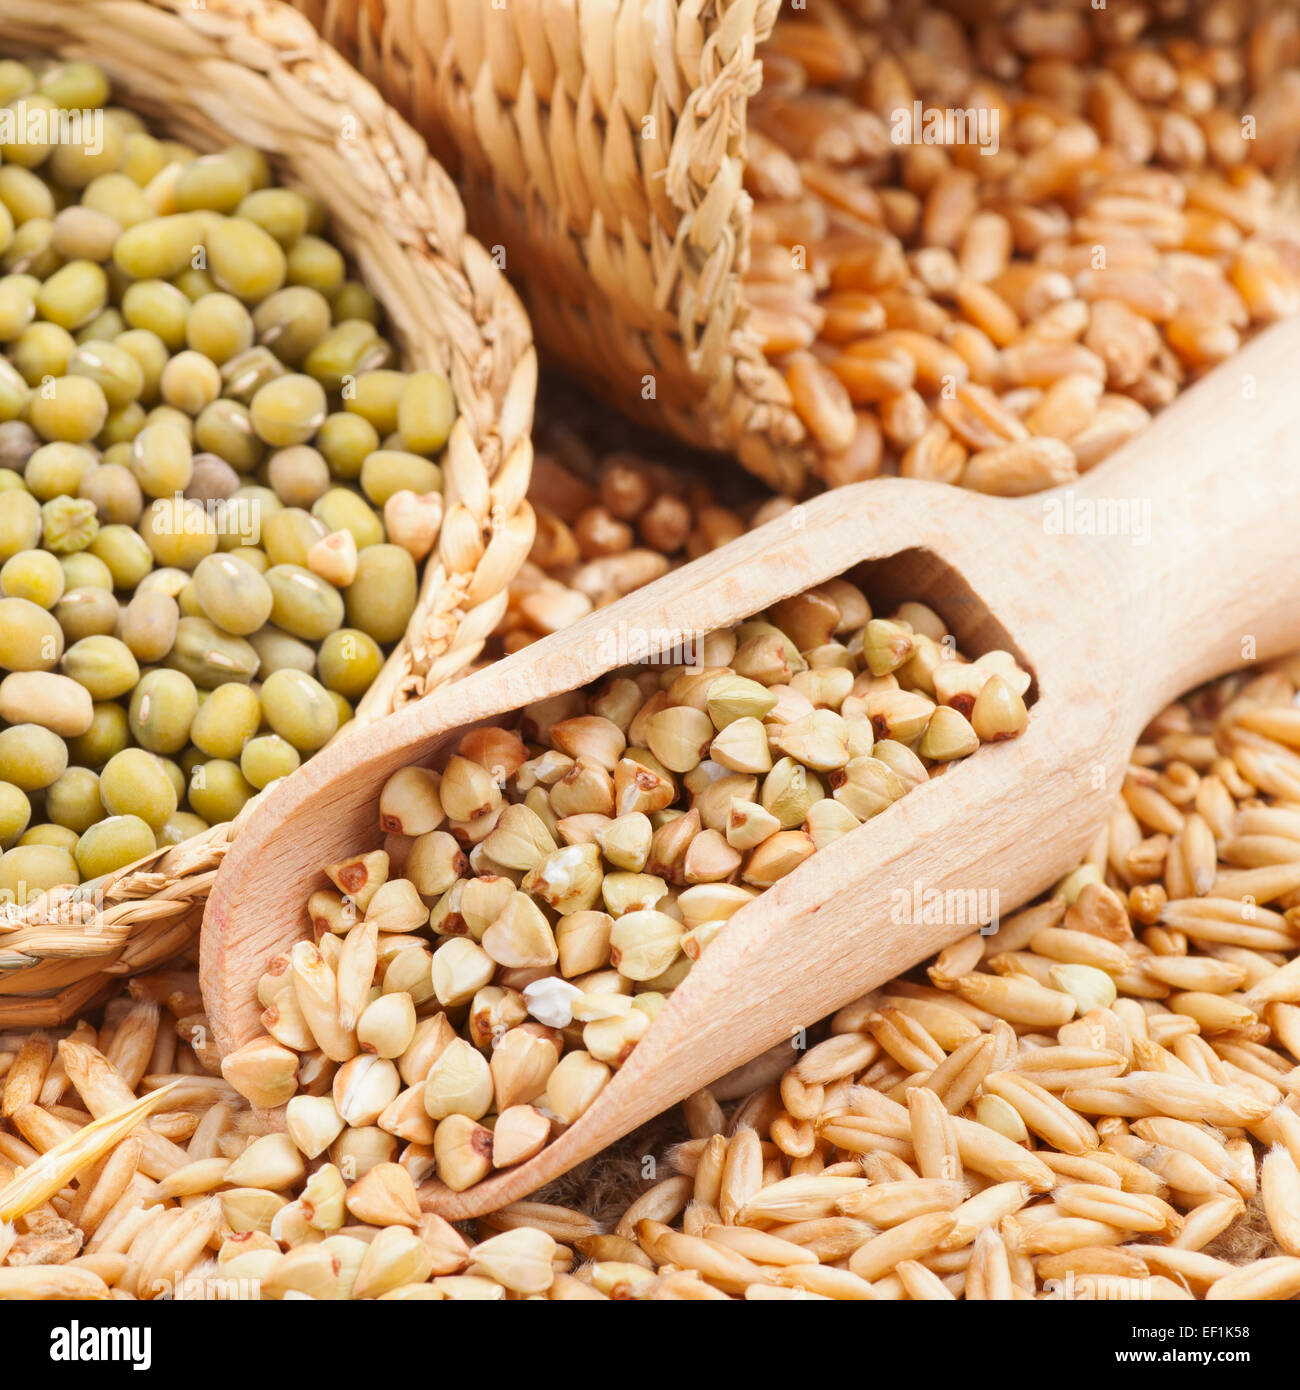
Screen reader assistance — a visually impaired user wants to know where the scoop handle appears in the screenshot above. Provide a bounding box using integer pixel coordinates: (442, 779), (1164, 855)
(1026, 316), (1300, 714)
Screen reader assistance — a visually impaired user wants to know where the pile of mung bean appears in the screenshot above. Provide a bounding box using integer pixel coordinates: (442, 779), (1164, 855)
(0, 59), (455, 899)
(4, 657), (1300, 1298)
(221, 577), (1030, 1194)
(747, 0), (1300, 490)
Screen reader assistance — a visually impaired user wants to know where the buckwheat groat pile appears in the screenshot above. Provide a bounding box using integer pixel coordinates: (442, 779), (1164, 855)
(745, 0), (1300, 489)
(3, 658), (1300, 1298)
(221, 579), (1030, 1196)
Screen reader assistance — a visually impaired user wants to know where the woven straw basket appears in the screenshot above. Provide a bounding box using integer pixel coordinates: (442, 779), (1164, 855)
(290, 0), (818, 492)
(0, 0), (537, 1027)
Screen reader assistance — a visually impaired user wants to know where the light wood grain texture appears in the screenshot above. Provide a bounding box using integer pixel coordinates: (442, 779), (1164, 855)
(203, 317), (1300, 1218)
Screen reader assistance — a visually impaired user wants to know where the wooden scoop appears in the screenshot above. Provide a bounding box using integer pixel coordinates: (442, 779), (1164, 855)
(203, 317), (1300, 1218)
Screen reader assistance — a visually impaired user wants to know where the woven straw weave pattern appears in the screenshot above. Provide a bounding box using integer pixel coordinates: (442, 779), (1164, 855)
(295, 0), (812, 492)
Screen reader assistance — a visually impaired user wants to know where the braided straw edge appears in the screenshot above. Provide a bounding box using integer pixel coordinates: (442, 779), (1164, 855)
(0, 0), (537, 1023)
(295, 0), (813, 494)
